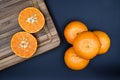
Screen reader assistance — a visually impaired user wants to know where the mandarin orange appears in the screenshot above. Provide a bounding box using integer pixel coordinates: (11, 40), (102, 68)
(64, 47), (90, 70)
(64, 21), (88, 44)
(73, 31), (101, 60)
(11, 32), (37, 58)
(93, 30), (110, 55)
(18, 7), (45, 33)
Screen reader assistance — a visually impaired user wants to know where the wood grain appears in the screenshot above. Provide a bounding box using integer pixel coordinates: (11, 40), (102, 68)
(0, 0), (60, 70)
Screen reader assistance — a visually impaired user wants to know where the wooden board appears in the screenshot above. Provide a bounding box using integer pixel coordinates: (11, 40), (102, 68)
(0, 0), (60, 70)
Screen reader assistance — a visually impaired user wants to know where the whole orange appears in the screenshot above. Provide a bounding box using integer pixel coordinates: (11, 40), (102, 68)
(73, 31), (101, 60)
(64, 47), (90, 70)
(64, 21), (88, 44)
(93, 30), (111, 55)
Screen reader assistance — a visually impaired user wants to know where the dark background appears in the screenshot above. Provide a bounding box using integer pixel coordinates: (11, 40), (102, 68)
(1, 0), (120, 80)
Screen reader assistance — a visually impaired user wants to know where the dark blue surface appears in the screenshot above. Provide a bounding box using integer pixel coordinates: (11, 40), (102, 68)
(1, 0), (120, 80)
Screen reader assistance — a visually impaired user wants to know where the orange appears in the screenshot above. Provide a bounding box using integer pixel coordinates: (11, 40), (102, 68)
(18, 7), (45, 33)
(73, 31), (101, 60)
(64, 21), (88, 44)
(11, 32), (37, 58)
(93, 30), (111, 55)
(64, 47), (90, 70)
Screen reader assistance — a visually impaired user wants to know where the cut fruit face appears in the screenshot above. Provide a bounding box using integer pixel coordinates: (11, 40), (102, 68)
(11, 32), (37, 58)
(18, 7), (45, 33)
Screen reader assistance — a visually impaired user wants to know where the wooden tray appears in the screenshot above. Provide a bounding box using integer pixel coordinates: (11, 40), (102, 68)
(0, 0), (60, 70)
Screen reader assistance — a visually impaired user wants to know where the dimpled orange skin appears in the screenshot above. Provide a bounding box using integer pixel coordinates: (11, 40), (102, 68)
(64, 21), (88, 44)
(73, 31), (101, 60)
(64, 47), (90, 70)
(18, 7), (45, 33)
(11, 32), (37, 58)
(93, 31), (111, 55)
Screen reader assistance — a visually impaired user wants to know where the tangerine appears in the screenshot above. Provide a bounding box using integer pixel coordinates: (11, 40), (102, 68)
(64, 47), (90, 70)
(18, 7), (45, 33)
(73, 31), (101, 60)
(64, 21), (88, 44)
(93, 30), (111, 55)
(11, 32), (37, 58)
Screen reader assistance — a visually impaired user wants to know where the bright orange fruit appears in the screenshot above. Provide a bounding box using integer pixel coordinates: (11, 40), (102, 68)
(64, 21), (88, 44)
(11, 32), (37, 58)
(64, 47), (90, 70)
(18, 7), (45, 33)
(73, 31), (101, 60)
(93, 30), (111, 55)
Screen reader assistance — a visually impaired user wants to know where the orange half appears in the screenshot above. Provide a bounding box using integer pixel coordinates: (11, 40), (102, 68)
(18, 7), (45, 33)
(11, 32), (37, 58)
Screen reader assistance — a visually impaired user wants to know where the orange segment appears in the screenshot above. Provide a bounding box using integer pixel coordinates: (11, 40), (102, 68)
(11, 32), (37, 58)
(64, 47), (90, 70)
(93, 30), (111, 55)
(73, 31), (101, 60)
(64, 21), (88, 44)
(18, 7), (45, 33)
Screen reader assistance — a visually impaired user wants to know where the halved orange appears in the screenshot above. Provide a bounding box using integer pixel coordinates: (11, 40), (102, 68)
(64, 47), (90, 70)
(64, 21), (88, 44)
(73, 31), (101, 60)
(11, 32), (37, 58)
(93, 30), (111, 55)
(18, 7), (45, 33)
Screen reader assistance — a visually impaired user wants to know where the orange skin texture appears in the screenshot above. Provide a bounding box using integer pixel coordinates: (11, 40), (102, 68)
(73, 31), (101, 60)
(64, 47), (90, 70)
(18, 7), (45, 33)
(64, 21), (88, 44)
(93, 31), (111, 55)
(11, 32), (37, 58)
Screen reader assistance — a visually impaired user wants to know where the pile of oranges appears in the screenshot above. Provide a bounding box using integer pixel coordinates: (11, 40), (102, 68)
(11, 7), (45, 58)
(64, 21), (111, 70)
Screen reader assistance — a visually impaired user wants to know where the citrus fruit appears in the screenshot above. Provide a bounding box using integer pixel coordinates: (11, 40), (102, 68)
(18, 7), (45, 33)
(64, 47), (90, 70)
(93, 30), (111, 55)
(64, 21), (88, 44)
(73, 31), (101, 60)
(11, 32), (37, 58)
